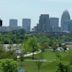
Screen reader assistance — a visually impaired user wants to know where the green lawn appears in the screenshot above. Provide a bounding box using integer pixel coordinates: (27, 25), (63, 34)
(0, 50), (71, 72)
(18, 50), (72, 72)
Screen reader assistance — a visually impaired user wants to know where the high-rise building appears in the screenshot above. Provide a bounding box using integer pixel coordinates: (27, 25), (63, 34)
(38, 14), (51, 32)
(36, 24), (41, 32)
(22, 19), (31, 32)
(50, 17), (59, 32)
(61, 10), (70, 32)
(9, 19), (18, 28)
(67, 20), (72, 33)
(0, 19), (2, 27)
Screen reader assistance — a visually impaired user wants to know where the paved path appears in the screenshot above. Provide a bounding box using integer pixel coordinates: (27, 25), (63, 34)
(24, 50), (41, 57)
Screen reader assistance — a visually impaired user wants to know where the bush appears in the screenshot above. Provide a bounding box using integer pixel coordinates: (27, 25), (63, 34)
(0, 59), (18, 72)
(56, 63), (70, 72)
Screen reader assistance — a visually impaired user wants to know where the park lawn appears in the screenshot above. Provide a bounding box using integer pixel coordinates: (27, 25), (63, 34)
(19, 61), (58, 72)
(0, 50), (71, 72)
(18, 50), (72, 72)
(34, 50), (57, 61)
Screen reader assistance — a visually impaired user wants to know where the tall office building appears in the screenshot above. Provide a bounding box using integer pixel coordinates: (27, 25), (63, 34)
(67, 20), (72, 33)
(61, 10), (70, 32)
(36, 24), (41, 32)
(0, 19), (2, 27)
(9, 19), (18, 28)
(22, 19), (31, 32)
(50, 17), (59, 32)
(38, 14), (51, 32)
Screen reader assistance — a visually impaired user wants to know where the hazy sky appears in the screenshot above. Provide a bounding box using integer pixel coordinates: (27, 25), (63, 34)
(0, 0), (72, 28)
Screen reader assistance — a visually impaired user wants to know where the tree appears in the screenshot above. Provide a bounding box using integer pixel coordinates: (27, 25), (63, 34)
(62, 44), (67, 51)
(56, 63), (70, 72)
(22, 36), (40, 59)
(36, 52), (43, 72)
(38, 36), (50, 52)
(49, 38), (58, 52)
(1, 59), (18, 72)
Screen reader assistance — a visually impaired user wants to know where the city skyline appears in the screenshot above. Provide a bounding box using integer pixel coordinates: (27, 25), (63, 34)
(0, 0), (72, 28)
(0, 10), (72, 33)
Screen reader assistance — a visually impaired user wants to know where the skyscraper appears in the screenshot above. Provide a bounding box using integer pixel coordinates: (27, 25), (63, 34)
(22, 19), (31, 32)
(67, 20), (72, 33)
(9, 19), (18, 28)
(61, 10), (70, 32)
(33, 23), (41, 32)
(38, 14), (51, 32)
(50, 17), (59, 32)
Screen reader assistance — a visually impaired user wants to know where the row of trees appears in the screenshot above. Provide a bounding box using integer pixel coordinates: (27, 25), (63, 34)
(22, 34), (68, 54)
(0, 29), (25, 44)
(0, 33), (69, 59)
(0, 29), (72, 44)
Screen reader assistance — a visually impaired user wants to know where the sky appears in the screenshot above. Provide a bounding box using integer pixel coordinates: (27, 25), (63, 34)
(0, 0), (72, 28)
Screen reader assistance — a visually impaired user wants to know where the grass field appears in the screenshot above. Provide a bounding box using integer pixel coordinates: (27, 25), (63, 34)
(18, 50), (72, 72)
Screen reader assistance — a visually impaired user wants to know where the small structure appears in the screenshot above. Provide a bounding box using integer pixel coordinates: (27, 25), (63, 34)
(66, 48), (69, 50)
(15, 49), (22, 56)
(64, 42), (72, 50)
(56, 47), (64, 51)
